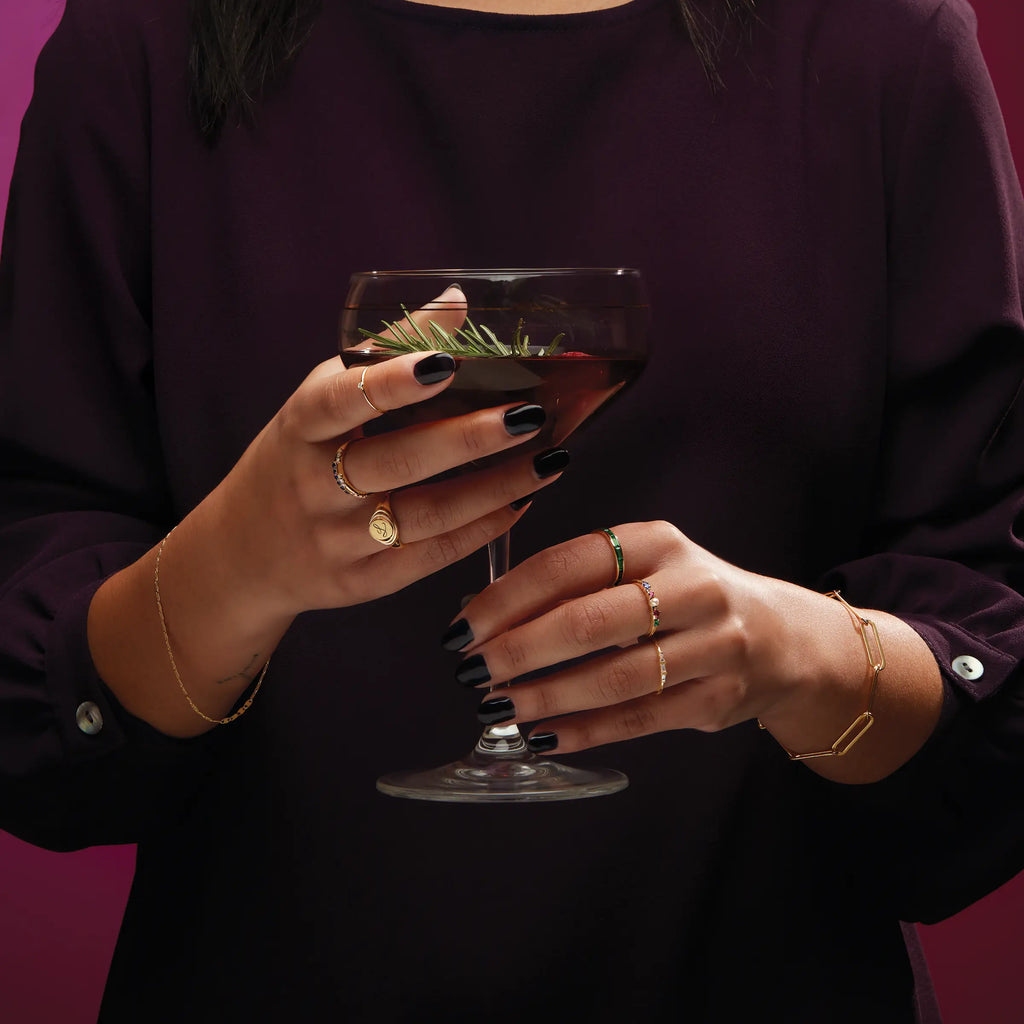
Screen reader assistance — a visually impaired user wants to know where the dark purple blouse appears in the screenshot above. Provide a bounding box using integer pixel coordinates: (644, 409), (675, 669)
(2, 0), (1023, 1019)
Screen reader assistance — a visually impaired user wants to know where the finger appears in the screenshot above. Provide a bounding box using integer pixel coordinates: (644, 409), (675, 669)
(319, 444), (565, 563)
(382, 446), (566, 548)
(284, 349), (458, 443)
(477, 634), (753, 755)
(451, 582), (658, 683)
(451, 524), (667, 647)
(520, 671), (750, 756)
(362, 284), (468, 351)
(335, 403), (554, 496)
(342, 504), (528, 605)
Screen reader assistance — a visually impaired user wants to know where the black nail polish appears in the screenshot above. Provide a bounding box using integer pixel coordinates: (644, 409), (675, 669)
(533, 447), (570, 479)
(527, 731), (558, 753)
(414, 352), (456, 385)
(477, 696), (516, 725)
(441, 618), (474, 652)
(509, 491), (537, 512)
(455, 653), (491, 687)
(503, 403), (546, 436)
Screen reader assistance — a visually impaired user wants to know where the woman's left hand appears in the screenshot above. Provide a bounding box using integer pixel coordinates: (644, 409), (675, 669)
(446, 521), (943, 782)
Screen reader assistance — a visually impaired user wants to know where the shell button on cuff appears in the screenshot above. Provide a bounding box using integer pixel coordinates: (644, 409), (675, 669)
(951, 655), (984, 681)
(75, 701), (104, 736)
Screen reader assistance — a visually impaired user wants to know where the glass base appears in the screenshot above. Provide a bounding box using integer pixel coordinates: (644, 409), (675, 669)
(377, 747), (629, 803)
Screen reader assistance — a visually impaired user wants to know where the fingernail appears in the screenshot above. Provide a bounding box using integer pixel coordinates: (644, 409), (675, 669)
(527, 731), (558, 753)
(533, 447), (570, 479)
(414, 352), (456, 385)
(455, 653), (491, 687)
(509, 492), (537, 512)
(441, 618), (474, 651)
(503, 403), (546, 436)
(477, 696), (515, 725)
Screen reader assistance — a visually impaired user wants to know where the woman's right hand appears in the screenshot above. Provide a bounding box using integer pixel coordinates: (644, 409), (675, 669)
(203, 344), (562, 620)
(88, 295), (566, 735)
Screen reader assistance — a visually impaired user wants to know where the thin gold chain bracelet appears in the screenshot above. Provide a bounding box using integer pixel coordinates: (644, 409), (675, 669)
(758, 590), (886, 760)
(154, 529), (269, 725)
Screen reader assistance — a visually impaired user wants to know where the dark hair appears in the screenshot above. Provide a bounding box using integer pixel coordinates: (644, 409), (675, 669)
(189, 0), (757, 138)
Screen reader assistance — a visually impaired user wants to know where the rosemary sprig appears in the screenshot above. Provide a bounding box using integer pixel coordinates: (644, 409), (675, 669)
(359, 307), (565, 358)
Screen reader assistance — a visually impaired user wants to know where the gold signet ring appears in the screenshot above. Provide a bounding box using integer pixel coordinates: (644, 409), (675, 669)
(369, 493), (402, 548)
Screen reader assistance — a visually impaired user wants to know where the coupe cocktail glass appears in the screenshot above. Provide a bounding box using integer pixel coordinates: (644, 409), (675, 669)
(340, 268), (649, 802)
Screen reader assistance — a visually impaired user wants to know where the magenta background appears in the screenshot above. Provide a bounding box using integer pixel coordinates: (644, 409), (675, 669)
(1, 1), (1023, 1020)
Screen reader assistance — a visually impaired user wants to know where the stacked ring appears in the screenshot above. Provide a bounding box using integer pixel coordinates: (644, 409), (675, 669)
(333, 441), (370, 499)
(596, 528), (625, 587)
(631, 578), (660, 638)
(652, 641), (667, 696)
(369, 493), (402, 548)
(358, 366), (384, 414)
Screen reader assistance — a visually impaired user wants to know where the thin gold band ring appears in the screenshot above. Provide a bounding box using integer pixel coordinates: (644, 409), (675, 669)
(358, 366), (384, 414)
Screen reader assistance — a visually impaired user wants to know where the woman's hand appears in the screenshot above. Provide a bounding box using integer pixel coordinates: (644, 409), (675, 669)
(189, 286), (566, 621)
(89, 289), (568, 736)
(203, 351), (558, 619)
(446, 521), (944, 783)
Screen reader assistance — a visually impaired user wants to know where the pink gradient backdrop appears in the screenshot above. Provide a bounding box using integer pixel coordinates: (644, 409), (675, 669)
(0, 1), (1022, 1020)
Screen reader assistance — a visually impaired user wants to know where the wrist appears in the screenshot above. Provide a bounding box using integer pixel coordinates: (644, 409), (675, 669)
(758, 590), (883, 759)
(757, 588), (943, 783)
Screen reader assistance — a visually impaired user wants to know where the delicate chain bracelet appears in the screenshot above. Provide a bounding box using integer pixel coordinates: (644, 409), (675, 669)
(758, 590), (886, 760)
(154, 529), (269, 725)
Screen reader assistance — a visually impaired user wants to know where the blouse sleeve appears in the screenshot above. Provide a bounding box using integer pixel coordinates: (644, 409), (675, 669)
(819, 0), (1024, 923)
(0, 0), (221, 852)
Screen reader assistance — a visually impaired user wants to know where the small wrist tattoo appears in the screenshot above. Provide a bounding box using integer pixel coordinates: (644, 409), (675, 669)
(216, 654), (261, 686)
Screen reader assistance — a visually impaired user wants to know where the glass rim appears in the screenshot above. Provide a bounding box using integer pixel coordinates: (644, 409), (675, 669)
(348, 267), (643, 279)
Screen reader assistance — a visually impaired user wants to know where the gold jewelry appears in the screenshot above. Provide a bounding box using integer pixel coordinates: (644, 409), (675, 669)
(332, 440), (371, 499)
(358, 366), (384, 414)
(154, 529), (268, 725)
(630, 578), (660, 638)
(758, 590), (886, 760)
(595, 528), (624, 586)
(652, 641), (667, 696)
(368, 493), (402, 547)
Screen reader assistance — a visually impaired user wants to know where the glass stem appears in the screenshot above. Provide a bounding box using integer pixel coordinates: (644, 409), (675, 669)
(475, 531), (527, 757)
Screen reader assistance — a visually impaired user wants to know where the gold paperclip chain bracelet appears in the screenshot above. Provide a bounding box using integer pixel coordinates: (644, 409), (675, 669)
(758, 590), (886, 760)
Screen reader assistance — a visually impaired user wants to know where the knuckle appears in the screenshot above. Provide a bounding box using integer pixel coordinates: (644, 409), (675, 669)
(413, 497), (454, 537)
(595, 657), (642, 705)
(696, 678), (747, 732)
(422, 531), (462, 569)
(376, 447), (422, 483)
(534, 545), (581, 588)
(309, 517), (336, 556)
(459, 419), (488, 456)
(495, 634), (529, 673)
(572, 718), (598, 752)
(648, 519), (682, 547)
(321, 370), (349, 422)
(529, 682), (560, 721)
(721, 615), (752, 666)
(614, 702), (659, 740)
(693, 570), (730, 618)
(561, 598), (614, 649)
